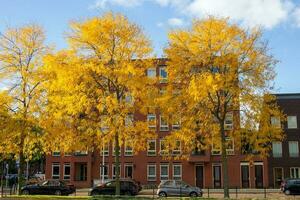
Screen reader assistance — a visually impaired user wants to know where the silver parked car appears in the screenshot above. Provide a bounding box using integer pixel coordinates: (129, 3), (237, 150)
(157, 180), (203, 197)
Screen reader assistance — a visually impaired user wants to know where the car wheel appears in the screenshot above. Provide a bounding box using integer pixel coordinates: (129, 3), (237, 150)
(158, 191), (167, 197)
(91, 190), (100, 196)
(55, 190), (62, 196)
(124, 191), (132, 196)
(285, 190), (291, 195)
(190, 192), (198, 197)
(22, 190), (30, 195)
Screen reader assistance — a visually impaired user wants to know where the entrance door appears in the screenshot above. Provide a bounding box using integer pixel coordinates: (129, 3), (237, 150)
(255, 164), (264, 188)
(241, 164), (250, 188)
(274, 168), (283, 188)
(195, 165), (204, 188)
(213, 165), (222, 188)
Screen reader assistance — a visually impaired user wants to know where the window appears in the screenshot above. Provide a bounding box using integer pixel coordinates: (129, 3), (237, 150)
(173, 164), (182, 180)
(112, 165), (120, 179)
(271, 116), (281, 128)
(64, 152), (72, 156)
(113, 144), (122, 156)
(288, 116), (297, 129)
(147, 68), (156, 78)
(289, 141), (299, 157)
(290, 167), (300, 178)
(147, 140), (156, 156)
(52, 163), (60, 179)
(63, 163), (71, 180)
(160, 116), (169, 131)
(147, 164), (156, 181)
(224, 112), (233, 130)
(124, 142), (133, 156)
(212, 140), (221, 155)
(172, 116), (181, 130)
(100, 164), (108, 180)
(160, 164), (169, 180)
(124, 164), (133, 179)
(147, 114), (156, 130)
(226, 138), (234, 155)
(272, 142), (282, 157)
(159, 67), (167, 82)
(52, 151), (60, 157)
(74, 151), (88, 156)
(125, 114), (134, 127)
(100, 143), (109, 156)
(213, 164), (222, 188)
(160, 139), (168, 155)
(172, 141), (181, 155)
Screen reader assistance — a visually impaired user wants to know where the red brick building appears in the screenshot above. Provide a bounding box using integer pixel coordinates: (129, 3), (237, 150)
(45, 60), (268, 188)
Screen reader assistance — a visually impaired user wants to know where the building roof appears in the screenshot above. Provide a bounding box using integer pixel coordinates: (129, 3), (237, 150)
(274, 93), (300, 99)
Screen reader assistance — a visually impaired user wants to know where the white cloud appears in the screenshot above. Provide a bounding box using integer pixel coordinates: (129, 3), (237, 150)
(185, 0), (294, 29)
(156, 22), (164, 27)
(167, 18), (184, 26)
(92, 0), (142, 9)
(292, 7), (300, 27)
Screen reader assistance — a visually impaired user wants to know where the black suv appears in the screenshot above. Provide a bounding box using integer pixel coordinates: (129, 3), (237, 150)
(21, 180), (75, 195)
(90, 179), (139, 196)
(281, 178), (300, 195)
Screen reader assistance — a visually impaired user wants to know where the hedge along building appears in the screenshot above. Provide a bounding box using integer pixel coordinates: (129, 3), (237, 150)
(45, 58), (269, 188)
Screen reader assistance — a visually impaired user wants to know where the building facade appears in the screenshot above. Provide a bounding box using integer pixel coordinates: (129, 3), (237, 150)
(45, 59), (268, 188)
(268, 93), (300, 188)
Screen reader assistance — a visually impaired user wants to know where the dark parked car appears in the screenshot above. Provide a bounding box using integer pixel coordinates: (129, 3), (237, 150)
(157, 180), (203, 197)
(90, 179), (139, 196)
(21, 180), (75, 195)
(281, 178), (300, 195)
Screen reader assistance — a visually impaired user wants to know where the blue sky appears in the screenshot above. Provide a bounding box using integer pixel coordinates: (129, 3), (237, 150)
(0, 0), (300, 93)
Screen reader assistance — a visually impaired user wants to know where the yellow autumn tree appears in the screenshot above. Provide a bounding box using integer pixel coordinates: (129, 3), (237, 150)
(0, 24), (48, 193)
(161, 17), (284, 198)
(41, 12), (155, 195)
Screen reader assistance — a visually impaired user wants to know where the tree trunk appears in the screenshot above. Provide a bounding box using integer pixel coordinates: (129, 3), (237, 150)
(114, 132), (120, 196)
(220, 124), (230, 198)
(17, 151), (25, 195)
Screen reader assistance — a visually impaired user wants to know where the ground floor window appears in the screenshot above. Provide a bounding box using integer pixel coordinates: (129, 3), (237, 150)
(100, 164), (108, 180)
(173, 164), (182, 180)
(290, 167), (300, 178)
(147, 164), (156, 181)
(160, 164), (169, 180)
(241, 163), (250, 188)
(63, 163), (71, 180)
(52, 163), (60, 179)
(125, 164), (133, 179)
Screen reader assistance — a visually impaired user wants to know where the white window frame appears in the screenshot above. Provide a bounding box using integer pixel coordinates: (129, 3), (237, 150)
(101, 143), (109, 156)
(172, 117), (181, 130)
(63, 163), (71, 180)
(289, 141), (299, 157)
(288, 116), (297, 129)
(272, 141), (283, 157)
(147, 68), (156, 78)
(290, 167), (300, 178)
(124, 142), (133, 156)
(211, 140), (221, 155)
(226, 138), (234, 155)
(160, 139), (169, 156)
(147, 164), (156, 181)
(160, 164), (169, 181)
(147, 140), (156, 156)
(147, 114), (156, 130)
(113, 144), (122, 156)
(112, 164), (120, 179)
(173, 164), (182, 180)
(52, 163), (60, 179)
(100, 164), (109, 180)
(172, 140), (181, 156)
(52, 151), (60, 157)
(271, 116), (281, 128)
(224, 112), (233, 130)
(160, 115), (169, 131)
(124, 164), (134, 179)
(159, 67), (167, 83)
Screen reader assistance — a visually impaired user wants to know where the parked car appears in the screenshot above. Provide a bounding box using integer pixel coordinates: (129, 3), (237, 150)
(89, 179), (139, 196)
(281, 178), (300, 195)
(21, 180), (75, 195)
(157, 180), (203, 197)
